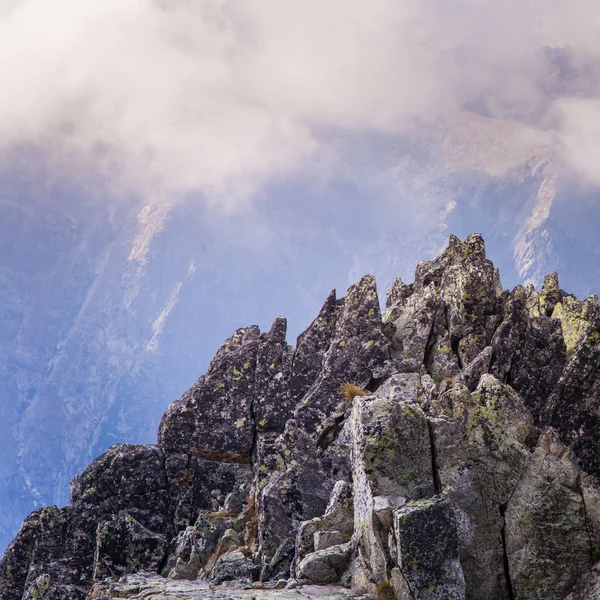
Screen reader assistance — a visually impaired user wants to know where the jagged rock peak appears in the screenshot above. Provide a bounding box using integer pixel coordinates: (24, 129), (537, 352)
(2, 233), (600, 600)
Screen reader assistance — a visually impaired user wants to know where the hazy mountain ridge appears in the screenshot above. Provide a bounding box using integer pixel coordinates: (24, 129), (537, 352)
(1, 108), (600, 554)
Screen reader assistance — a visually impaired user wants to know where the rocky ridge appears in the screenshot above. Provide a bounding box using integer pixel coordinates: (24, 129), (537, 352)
(1, 233), (599, 600)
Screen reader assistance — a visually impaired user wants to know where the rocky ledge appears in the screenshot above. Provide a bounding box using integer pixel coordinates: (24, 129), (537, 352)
(1, 234), (600, 600)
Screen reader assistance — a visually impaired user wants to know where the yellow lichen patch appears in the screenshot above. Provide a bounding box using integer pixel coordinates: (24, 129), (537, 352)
(553, 297), (592, 358)
(340, 382), (370, 402)
(234, 417), (247, 429)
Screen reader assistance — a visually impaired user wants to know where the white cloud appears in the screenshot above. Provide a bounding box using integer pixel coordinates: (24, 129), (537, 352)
(556, 98), (600, 185)
(0, 0), (600, 206)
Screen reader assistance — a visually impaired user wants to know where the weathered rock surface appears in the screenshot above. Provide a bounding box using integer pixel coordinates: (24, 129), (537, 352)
(2, 233), (600, 600)
(158, 326), (261, 455)
(293, 480), (354, 573)
(505, 430), (596, 600)
(296, 542), (353, 584)
(87, 573), (363, 599)
(392, 498), (465, 599)
(564, 562), (600, 600)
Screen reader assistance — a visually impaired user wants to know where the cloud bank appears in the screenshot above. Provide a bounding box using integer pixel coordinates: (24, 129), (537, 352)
(1, 0), (600, 206)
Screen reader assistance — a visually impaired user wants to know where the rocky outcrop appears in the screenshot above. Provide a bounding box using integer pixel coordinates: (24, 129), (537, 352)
(2, 233), (600, 600)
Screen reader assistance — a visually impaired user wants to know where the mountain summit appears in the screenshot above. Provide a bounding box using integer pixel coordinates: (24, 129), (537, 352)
(1, 234), (599, 600)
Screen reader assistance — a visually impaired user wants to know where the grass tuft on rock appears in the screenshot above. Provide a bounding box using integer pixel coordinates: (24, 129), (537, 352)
(443, 376), (454, 388)
(340, 382), (370, 402)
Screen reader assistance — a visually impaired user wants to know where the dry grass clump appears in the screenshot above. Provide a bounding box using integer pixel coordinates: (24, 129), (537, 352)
(237, 544), (252, 557)
(244, 494), (259, 549)
(203, 509), (230, 519)
(340, 382), (370, 402)
(180, 470), (192, 488)
(245, 493), (257, 517)
(375, 580), (395, 600)
(203, 542), (230, 576)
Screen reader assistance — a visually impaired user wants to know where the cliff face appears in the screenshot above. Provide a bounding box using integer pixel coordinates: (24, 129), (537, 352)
(1, 234), (600, 600)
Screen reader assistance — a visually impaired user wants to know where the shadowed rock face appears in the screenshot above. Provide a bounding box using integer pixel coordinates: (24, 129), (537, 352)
(2, 233), (600, 600)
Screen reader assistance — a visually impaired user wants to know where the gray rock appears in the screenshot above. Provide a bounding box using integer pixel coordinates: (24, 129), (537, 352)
(388, 281), (437, 371)
(254, 317), (295, 434)
(439, 238), (499, 365)
(165, 526), (203, 580)
(505, 429), (598, 600)
(490, 286), (567, 425)
(314, 531), (345, 551)
(289, 290), (341, 404)
(164, 452), (252, 530)
(257, 421), (333, 581)
(393, 497), (465, 600)
(203, 528), (246, 578)
(318, 417), (355, 486)
(351, 374), (434, 583)
(456, 346), (493, 391)
(164, 510), (236, 580)
(3, 232), (600, 600)
(427, 329), (461, 384)
(22, 573), (86, 600)
(296, 542), (353, 584)
(581, 474), (600, 563)
(430, 375), (533, 600)
(88, 573), (358, 598)
(0, 507), (49, 600)
(347, 554), (376, 596)
(294, 275), (389, 435)
(539, 272), (561, 316)
(545, 316), (600, 478)
(93, 514), (167, 581)
(209, 549), (259, 584)
(158, 326), (260, 455)
(564, 562), (600, 600)
(384, 276), (413, 322)
(353, 374), (434, 501)
(293, 481), (354, 574)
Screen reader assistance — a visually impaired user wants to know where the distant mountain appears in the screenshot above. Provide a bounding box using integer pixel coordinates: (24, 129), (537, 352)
(1, 107), (599, 553)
